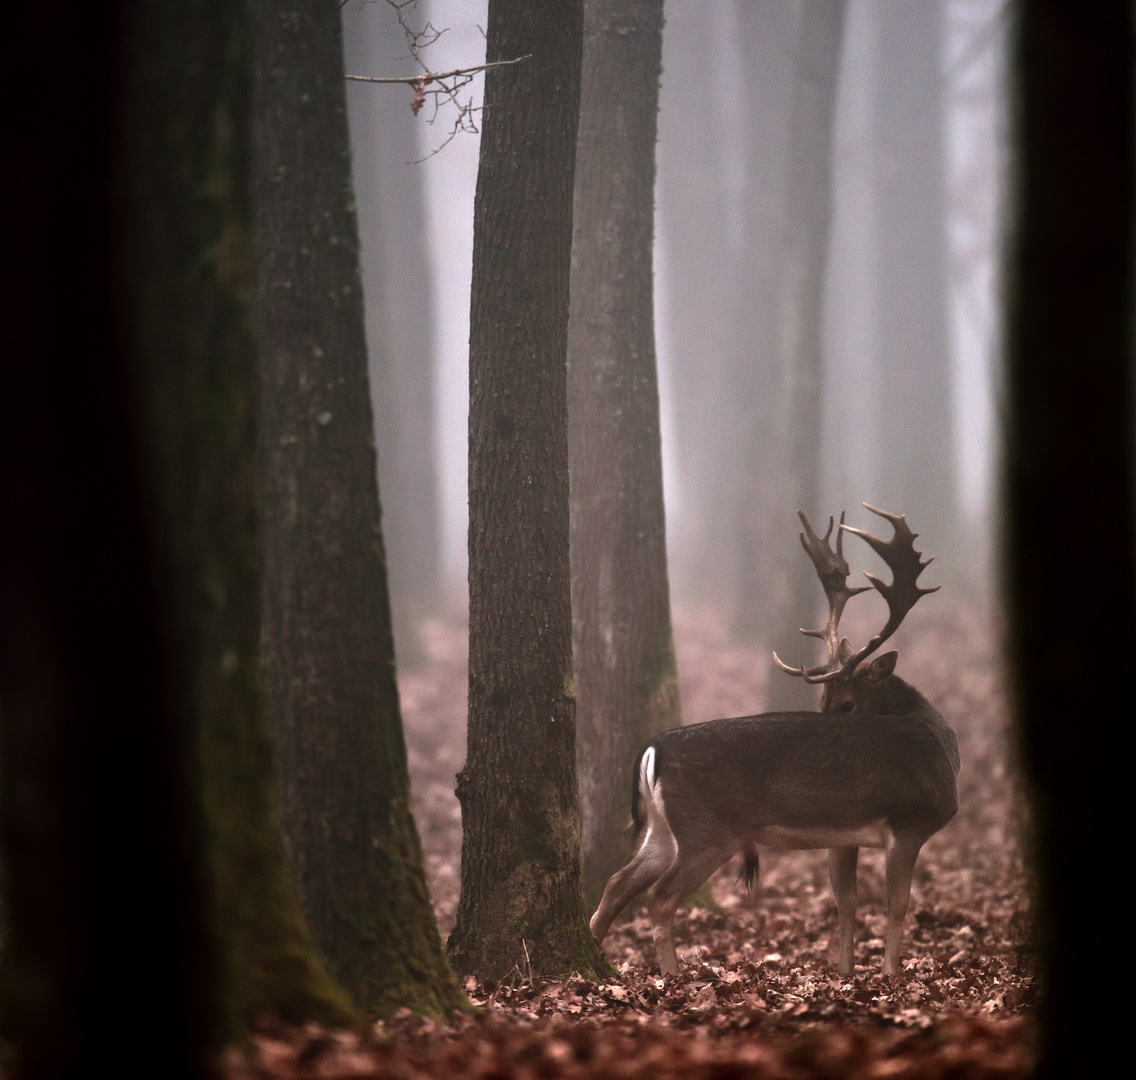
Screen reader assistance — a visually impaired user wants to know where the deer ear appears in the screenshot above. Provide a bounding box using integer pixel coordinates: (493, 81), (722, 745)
(838, 637), (855, 663)
(868, 651), (898, 683)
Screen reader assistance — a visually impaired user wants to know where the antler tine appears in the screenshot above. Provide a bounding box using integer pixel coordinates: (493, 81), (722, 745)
(775, 511), (871, 684)
(830, 503), (940, 678)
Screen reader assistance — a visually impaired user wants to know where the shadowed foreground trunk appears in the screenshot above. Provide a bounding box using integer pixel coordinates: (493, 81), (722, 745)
(1006, 3), (1134, 1075)
(568, 0), (681, 909)
(448, 0), (609, 982)
(0, 2), (354, 1071)
(252, 0), (465, 1019)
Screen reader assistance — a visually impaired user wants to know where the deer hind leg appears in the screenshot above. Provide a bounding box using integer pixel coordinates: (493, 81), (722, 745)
(883, 833), (924, 976)
(828, 846), (859, 976)
(645, 842), (733, 976)
(589, 817), (675, 944)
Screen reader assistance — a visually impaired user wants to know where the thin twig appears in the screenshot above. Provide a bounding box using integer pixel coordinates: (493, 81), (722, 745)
(345, 54), (532, 86)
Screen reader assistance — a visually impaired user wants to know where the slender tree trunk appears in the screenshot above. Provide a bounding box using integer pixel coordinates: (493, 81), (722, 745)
(731, 0), (797, 644)
(447, 0), (608, 981)
(766, 0), (847, 711)
(1006, 3), (1135, 1074)
(655, 3), (744, 602)
(342, 3), (441, 666)
(569, 0), (681, 909)
(252, 0), (465, 1019)
(872, 0), (959, 575)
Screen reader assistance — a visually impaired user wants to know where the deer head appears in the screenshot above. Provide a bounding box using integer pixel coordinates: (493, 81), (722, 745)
(772, 504), (939, 713)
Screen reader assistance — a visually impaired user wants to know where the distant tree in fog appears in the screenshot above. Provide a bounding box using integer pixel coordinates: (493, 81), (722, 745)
(568, 0), (682, 908)
(872, 0), (959, 575)
(447, 0), (609, 980)
(252, 0), (464, 1017)
(730, 0), (796, 644)
(765, 0), (847, 712)
(656, 2), (746, 604)
(1006, 2), (1134, 1073)
(343, 1), (441, 667)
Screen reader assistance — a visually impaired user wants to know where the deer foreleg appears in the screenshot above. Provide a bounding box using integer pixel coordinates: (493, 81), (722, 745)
(883, 833), (923, 976)
(828, 846), (859, 976)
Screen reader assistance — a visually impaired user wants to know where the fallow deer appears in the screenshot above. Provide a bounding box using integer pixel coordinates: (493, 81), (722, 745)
(589, 505), (960, 977)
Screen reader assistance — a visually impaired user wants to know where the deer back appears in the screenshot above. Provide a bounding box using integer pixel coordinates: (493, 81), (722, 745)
(639, 707), (958, 850)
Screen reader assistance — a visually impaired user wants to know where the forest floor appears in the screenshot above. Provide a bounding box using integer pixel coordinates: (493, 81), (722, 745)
(231, 600), (1039, 1078)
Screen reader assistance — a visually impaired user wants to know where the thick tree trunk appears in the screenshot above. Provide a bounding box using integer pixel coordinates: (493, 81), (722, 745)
(447, 0), (608, 981)
(872, 0), (959, 576)
(342, 3), (441, 666)
(568, 0), (681, 909)
(765, 0), (847, 711)
(0, 6), (215, 1069)
(252, 0), (464, 1019)
(0, 2), (357, 1066)
(123, 1), (356, 1035)
(1006, 4), (1135, 1074)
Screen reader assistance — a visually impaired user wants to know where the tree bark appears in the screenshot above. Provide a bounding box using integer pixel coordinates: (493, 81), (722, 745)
(765, 0), (847, 711)
(447, 0), (609, 981)
(568, 0), (681, 909)
(342, 3), (441, 666)
(1006, 3), (1135, 1074)
(252, 0), (465, 1019)
(0, 1), (358, 1066)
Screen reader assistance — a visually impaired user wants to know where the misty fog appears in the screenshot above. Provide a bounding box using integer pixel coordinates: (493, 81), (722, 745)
(341, 0), (1007, 666)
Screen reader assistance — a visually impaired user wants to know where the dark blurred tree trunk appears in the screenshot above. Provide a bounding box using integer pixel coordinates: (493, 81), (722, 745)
(872, 0), (959, 577)
(252, 0), (464, 1019)
(730, 0), (796, 644)
(765, 0), (846, 711)
(1006, 3), (1134, 1075)
(568, 0), (681, 909)
(655, 3), (743, 603)
(447, 0), (608, 981)
(0, 2), (355, 1071)
(342, 3), (441, 667)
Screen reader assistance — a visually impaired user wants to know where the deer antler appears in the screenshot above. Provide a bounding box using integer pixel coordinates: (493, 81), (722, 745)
(773, 504), (939, 685)
(772, 511), (869, 681)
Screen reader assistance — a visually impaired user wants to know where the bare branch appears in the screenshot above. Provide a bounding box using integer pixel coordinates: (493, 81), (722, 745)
(344, 56), (532, 88)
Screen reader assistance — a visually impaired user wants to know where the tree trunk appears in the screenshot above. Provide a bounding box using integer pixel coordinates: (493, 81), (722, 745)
(568, 0), (681, 909)
(342, 3), (441, 667)
(872, 0), (959, 576)
(0, 2), (358, 1067)
(655, 3), (745, 603)
(730, 0), (797, 644)
(0, 5), (216, 1068)
(1006, 3), (1135, 1074)
(252, 0), (465, 1019)
(765, 0), (847, 711)
(447, 0), (609, 981)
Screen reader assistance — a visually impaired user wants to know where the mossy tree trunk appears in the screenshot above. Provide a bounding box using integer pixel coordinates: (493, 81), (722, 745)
(568, 0), (681, 910)
(0, 0), (354, 1068)
(765, 0), (847, 712)
(120, 0), (356, 1037)
(251, 0), (465, 1020)
(1006, 3), (1134, 1074)
(447, 0), (609, 982)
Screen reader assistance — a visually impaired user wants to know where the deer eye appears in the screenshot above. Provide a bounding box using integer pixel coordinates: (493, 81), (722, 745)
(839, 700), (855, 713)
